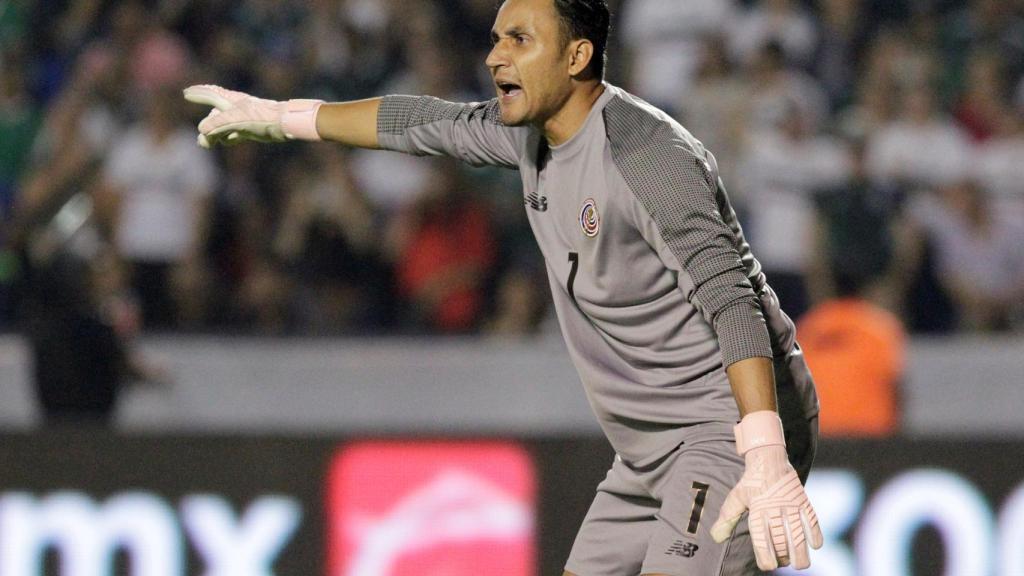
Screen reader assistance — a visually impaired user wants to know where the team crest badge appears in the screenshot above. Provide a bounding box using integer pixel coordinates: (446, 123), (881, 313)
(579, 198), (600, 237)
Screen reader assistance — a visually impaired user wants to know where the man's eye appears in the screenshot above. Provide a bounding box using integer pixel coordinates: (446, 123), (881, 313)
(515, 35), (527, 45)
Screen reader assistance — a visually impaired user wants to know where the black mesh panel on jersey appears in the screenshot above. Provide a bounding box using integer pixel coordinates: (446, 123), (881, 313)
(377, 95), (502, 135)
(603, 94), (772, 368)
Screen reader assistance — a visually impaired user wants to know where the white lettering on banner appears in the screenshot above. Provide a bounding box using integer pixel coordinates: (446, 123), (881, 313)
(0, 491), (181, 576)
(776, 469), (1024, 576)
(857, 470), (995, 576)
(181, 495), (302, 576)
(0, 491), (301, 576)
(999, 483), (1024, 576)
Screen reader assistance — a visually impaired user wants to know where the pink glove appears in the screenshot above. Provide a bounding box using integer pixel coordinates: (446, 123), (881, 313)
(710, 411), (823, 570)
(183, 84), (322, 148)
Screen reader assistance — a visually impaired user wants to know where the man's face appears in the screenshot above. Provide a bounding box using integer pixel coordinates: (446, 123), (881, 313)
(486, 0), (573, 126)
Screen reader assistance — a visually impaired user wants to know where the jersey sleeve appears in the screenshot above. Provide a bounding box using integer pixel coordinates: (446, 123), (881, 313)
(614, 128), (773, 368)
(376, 95), (522, 169)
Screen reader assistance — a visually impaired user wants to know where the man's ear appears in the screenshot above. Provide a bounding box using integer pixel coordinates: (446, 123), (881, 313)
(568, 39), (594, 77)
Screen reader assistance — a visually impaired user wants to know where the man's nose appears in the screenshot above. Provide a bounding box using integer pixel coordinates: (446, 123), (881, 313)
(485, 42), (508, 70)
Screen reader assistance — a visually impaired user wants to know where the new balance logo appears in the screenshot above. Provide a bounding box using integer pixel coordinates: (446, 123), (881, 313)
(666, 540), (699, 558)
(526, 193), (548, 212)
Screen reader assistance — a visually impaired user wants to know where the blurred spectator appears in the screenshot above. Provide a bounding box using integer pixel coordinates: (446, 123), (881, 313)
(444, 0), (512, 97)
(18, 43), (130, 215)
(337, 0), (405, 98)
(229, 0), (309, 68)
(620, 0), (737, 111)
(0, 47), (41, 321)
(236, 256), (295, 334)
(349, 3), (466, 214)
(677, 35), (747, 192)
(351, 151), (437, 216)
(813, 0), (868, 112)
(953, 49), (1014, 142)
(22, 0), (104, 102)
(807, 138), (897, 309)
(797, 272), (907, 438)
(904, 180), (1024, 332)
(0, 1), (31, 50)
(736, 100), (850, 319)
(941, 0), (1024, 99)
(865, 81), (972, 190)
(390, 162), (496, 333)
(835, 52), (900, 144)
(202, 144), (267, 326)
(742, 42), (829, 134)
(89, 2), (193, 110)
(729, 0), (817, 69)
(971, 108), (1024, 222)
(7, 0), (1024, 340)
(0, 50), (42, 220)
(132, 29), (191, 91)
(863, 25), (936, 95)
(18, 192), (164, 426)
(273, 146), (392, 332)
(9, 43), (129, 324)
(97, 88), (217, 329)
(304, 0), (355, 99)
(196, 13), (259, 92)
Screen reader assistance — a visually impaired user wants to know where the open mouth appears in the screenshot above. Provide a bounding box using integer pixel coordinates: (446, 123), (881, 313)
(498, 82), (523, 98)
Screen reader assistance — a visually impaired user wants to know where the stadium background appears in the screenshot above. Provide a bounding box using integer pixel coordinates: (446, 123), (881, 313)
(1, 0), (1023, 574)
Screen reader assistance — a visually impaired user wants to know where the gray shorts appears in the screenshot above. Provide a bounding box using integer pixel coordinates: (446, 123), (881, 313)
(565, 417), (817, 576)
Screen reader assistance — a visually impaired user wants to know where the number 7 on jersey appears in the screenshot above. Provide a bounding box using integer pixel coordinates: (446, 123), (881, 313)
(567, 252), (579, 303)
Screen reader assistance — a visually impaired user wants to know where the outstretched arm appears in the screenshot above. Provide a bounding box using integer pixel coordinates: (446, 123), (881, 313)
(183, 85), (522, 168)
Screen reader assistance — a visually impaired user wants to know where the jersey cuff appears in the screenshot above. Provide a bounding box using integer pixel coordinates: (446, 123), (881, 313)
(715, 299), (772, 368)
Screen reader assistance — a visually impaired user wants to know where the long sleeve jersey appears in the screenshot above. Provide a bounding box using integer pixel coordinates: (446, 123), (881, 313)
(378, 83), (818, 466)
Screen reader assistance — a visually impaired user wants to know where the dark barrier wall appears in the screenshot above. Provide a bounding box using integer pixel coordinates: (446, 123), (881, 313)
(0, 432), (1021, 575)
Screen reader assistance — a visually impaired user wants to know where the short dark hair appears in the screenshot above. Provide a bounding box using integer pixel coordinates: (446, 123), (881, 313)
(552, 0), (610, 80)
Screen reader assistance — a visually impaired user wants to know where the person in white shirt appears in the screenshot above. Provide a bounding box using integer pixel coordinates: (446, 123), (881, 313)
(736, 100), (851, 318)
(865, 82), (972, 190)
(100, 89), (217, 327)
(620, 0), (738, 112)
(729, 0), (818, 70)
(906, 179), (1024, 331)
(970, 109), (1024, 221)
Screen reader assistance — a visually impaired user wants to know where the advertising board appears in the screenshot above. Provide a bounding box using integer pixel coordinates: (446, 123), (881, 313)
(0, 432), (1020, 575)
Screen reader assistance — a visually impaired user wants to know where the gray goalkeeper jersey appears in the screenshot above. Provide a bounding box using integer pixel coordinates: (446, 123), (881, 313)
(378, 84), (818, 466)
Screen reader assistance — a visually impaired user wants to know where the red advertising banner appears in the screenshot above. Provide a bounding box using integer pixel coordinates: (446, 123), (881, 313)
(326, 441), (536, 576)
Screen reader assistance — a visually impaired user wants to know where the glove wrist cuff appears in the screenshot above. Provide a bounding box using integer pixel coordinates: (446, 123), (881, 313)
(734, 410), (785, 455)
(281, 99), (324, 141)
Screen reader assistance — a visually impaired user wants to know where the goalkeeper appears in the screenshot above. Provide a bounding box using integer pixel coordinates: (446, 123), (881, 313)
(185, 0), (822, 574)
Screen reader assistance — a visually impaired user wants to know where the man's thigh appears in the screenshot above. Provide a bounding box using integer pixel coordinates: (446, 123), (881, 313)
(567, 419), (818, 576)
(565, 456), (659, 576)
(566, 426), (758, 576)
(640, 423), (763, 576)
(641, 417), (819, 575)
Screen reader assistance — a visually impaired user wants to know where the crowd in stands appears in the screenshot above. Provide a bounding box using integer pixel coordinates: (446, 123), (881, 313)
(2, 0), (1023, 343)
